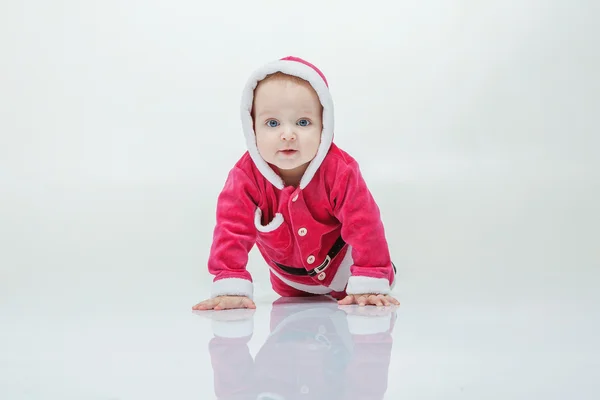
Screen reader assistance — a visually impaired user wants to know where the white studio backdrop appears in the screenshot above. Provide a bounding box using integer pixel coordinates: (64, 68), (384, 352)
(0, 0), (598, 305)
(1, 1), (599, 399)
(0, 0), (598, 306)
(1, 0), (597, 188)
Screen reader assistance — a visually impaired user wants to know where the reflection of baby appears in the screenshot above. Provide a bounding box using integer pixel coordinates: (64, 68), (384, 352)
(206, 297), (397, 399)
(193, 56), (400, 311)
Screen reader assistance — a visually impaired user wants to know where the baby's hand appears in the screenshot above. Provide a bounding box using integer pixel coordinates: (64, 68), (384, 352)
(338, 293), (400, 307)
(192, 296), (256, 311)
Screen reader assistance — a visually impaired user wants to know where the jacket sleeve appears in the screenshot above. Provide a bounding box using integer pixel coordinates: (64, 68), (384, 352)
(330, 161), (395, 295)
(208, 166), (258, 299)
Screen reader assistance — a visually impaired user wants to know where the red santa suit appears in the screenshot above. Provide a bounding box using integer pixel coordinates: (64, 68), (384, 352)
(207, 56), (397, 300)
(208, 297), (397, 400)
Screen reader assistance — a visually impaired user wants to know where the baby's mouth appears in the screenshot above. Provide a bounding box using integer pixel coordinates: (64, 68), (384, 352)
(279, 149), (298, 154)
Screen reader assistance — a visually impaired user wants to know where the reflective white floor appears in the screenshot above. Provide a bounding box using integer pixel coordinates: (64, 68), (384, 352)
(1, 179), (598, 399)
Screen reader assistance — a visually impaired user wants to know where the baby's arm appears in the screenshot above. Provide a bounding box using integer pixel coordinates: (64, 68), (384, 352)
(330, 161), (398, 303)
(193, 167), (259, 310)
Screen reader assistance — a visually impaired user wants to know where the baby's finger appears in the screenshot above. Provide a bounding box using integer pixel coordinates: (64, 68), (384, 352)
(358, 295), (369, 306)
(338, 295), (355, 305)
(241, 297), (257, 309)
(215, 297), (254, 310)
(370, 294), (383, 306)
(363, 295), (375, 306)
(388, 296), (400, 306)
(378, 295), (390, 307)
(213, 298), (230, 310)
(192, 299), (216, 310)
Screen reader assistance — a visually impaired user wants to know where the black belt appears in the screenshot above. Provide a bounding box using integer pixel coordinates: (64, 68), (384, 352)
(273, 236), (347, 276)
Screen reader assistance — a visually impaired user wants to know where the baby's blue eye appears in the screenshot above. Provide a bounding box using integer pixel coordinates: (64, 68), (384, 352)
(266, 119), (279, 127)
(297, 119), (310, 127)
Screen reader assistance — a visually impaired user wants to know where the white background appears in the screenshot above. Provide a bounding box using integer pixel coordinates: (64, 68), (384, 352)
(1, 1), (599, 399)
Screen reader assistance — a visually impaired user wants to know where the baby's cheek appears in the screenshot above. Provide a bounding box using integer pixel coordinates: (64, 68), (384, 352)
(255, 132), (267, 149)
(310, 134), (321, 153)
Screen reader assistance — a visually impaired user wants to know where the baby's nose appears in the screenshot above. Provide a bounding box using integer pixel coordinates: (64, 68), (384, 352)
(281, 128), (296, 140)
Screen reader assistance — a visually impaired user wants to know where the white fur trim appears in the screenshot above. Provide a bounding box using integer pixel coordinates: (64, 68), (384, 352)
(328, 245), (353, 291)
(345, 276), (391, 295)
(240, 58), (334, 189)
(212, 318), (254, 338)
(269, 267), (332, 294)
(347, 314), (392, 335)
(254, 208), (284, 233)
(211, 278), (254, 300)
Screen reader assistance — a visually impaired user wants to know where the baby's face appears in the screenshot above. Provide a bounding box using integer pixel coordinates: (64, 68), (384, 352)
(253, 78), (322, 182)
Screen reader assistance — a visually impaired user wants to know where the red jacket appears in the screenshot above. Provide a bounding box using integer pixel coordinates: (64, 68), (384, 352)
(207, 143), (395, 299)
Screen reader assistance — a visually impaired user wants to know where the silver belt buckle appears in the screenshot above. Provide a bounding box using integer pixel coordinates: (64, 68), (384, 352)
(314, 255), (331, 273)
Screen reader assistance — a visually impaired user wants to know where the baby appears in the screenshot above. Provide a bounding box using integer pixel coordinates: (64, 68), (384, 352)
(193, 56), (400, 310)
